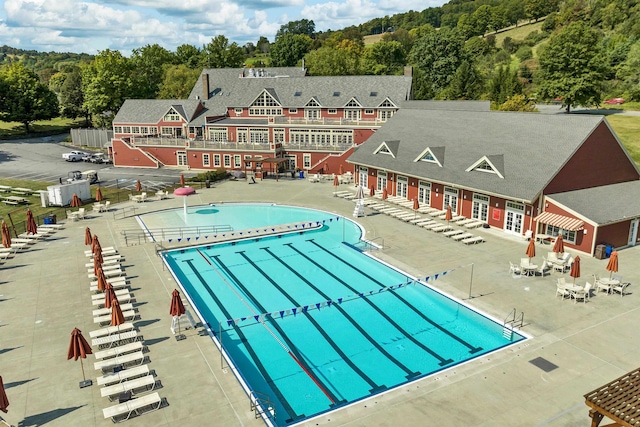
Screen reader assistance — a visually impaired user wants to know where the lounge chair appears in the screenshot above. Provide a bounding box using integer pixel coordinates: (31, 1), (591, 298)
(92, 303), (135, 317)
(94, 341), (144, 360)
(97, 364), (149, 387)
(570, 282), (592, 303)
(431, 224), (453, 233)
(94, 309), (138, 325)
(87, 263), (122, 274)
(443, 229), (465, 238)
(90, 276), (129, 288)
(91, 330), (139, 349)
(84, 258), (121, 268)
(38, 224), (64, 230)
(464, 220), (484, 229)
(10, 238), (37, 245)
(102, 391), (162, 423)
(451, 232), (473, 241)
(417, 206), (438, 214)
(85, 246), (117, 257)
(462, 236), (485, 244)
(89, 323), (135, 339)
(101, 375), (156, 401)
(90, 280), (129, 293)
(307, 174), (320, 183)
(423, 222), (444, 230)
(92, 292), (133, 306)
(88, 268), (124, 280)
(93, 350), (145, 372)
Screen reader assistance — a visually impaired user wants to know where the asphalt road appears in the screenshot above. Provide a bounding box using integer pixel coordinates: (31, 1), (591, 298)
(0, 135), (191, 191)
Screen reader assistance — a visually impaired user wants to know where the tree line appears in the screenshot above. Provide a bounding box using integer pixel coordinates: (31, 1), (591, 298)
(1, 0), (640, 131)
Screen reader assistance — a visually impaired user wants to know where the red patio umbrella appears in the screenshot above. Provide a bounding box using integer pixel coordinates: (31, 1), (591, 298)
(179, 174), (185, 186)
(170, 289), (186, 337)
(525, 238), (536, 262)
(338, 164), (344, 175)
(95, 187), (103, 202)
(445, 205), (453, 222)
(0, 376), (8, 414)
(70, 193), (81, 207)
(93, 252), (104, 276)
(1, 220), (10, 248)
(67, 328), (93, 387)
(570, 256), (581, 284)
(104, 283), (117, 309)
(382, 188), (388, 200)
(413, 198), (419, 211)
(135, 179), (142, 192)
(553, 234), (564, 254)
(111, 299), (126, 331)
(84, 227), (92, 246)
(92, 235), (101, 256)
(26, 209), (37, 235)
(333, 175), (339, 188)
(369, 185), (375, 197)
(96, 268), (107, 291)
(606, 250), (619, 279)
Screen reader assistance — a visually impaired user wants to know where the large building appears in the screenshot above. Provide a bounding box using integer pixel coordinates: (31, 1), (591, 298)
(346, 107), (640, 256)
(111, 67), (413, 175)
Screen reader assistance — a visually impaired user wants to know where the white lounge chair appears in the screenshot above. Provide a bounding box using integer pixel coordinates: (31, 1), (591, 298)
(85, 246), (117, 256)
(94, 341), (144, 360)
(92, 292), (133, 306)
(612, 281), (630, 297)
(92, 303), (135, 317)
(431, 224), (453, 233)
(90, 322), (135, 339)
(462, 236), (485, 245)
(94, 350), (145, 371)
(97, 364), (149, 386)
(92, 330), (139, 349)
(102, 391), (162, 423)
(90, 280), (129, 293)
(463, 220), (484, 229)
(451, 232), (473, 241)
(509, 262), (521, 276)
(94, 309), (138, 325)
(101, 375), (156, 401)
(307, 174), (320, 183)
(443, 229), (465, 238)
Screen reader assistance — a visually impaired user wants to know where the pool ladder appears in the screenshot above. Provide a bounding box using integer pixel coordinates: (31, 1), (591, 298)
(250, 390), (275, 422)
(503, 308), (524, 340)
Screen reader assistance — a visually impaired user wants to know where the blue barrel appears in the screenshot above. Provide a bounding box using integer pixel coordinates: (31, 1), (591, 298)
(605, 244), (614, 258)
(298, 171), (304, 179)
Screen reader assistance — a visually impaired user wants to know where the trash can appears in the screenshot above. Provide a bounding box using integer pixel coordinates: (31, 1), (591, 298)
(605, 244), (614, 258)
(594, 244), (606, 260)
(205, 180), (211, 188)
(298, 171), (304, 179)
(43, 214), (57, 225)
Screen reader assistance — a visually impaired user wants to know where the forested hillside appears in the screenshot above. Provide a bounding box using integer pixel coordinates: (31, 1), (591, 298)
(1, 0), (639, 131)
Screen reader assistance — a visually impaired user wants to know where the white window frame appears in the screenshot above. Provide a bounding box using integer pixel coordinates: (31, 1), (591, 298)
(223, 155), (231, 168)
(303, 153), (311, 169)
(328, 109), (337, 114)
(365, 109), (374, 115)
(545, 225), (577, 244)
(289, 108), (297, 114)
(418, 181), (431, 206)
(234, 108), (243, 116)
(472, 194), (489, 222)
(214, 154), (221, 167)
(396, 175), (408, 198)
(202, 154), (210, 167)
(237, 129), (248, 144)
(234, 155), (241, 168)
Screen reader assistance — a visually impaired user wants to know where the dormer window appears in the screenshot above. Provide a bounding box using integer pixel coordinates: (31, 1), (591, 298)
(373, 141), (398, 158)
(413, 147), (443, 167)
(164, 108), (182, 122)
(466, 155), (504, 178)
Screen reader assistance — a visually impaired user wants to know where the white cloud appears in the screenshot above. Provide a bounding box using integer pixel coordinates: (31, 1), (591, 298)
(301, 0), (381, 30)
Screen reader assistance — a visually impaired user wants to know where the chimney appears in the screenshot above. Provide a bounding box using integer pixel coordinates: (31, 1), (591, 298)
(202, 73), (209, 99)
(403, 66), (413, 77)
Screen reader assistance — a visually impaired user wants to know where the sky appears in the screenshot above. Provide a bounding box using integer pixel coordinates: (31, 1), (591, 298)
(0, 0), (448, 55)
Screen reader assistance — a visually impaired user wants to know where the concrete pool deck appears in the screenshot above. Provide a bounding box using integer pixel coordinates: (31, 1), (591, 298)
(1, 176), (638, 426)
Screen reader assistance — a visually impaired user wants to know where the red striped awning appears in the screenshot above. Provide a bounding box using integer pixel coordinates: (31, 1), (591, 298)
(534, 211), (584, 231)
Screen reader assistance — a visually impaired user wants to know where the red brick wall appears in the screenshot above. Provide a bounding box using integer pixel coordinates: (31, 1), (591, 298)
(545, 121), (640, 194)
(112, 139), (157, 168)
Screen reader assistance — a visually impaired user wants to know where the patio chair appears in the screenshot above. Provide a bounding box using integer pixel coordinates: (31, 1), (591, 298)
(593, 274), (611, 294)
(571, 282), (592, 303)
(556, 281), (570, 299)
(535, 258), (551, 276)
(101, 201), (111, 212)
(612, 281), (630, 297)
(509, 262), (521, 276)
(522, 230), (533, 241)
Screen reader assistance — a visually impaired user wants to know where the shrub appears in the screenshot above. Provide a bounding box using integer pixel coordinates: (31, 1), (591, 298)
(515, 46), (533, 61)
(187, 168), (231, 182)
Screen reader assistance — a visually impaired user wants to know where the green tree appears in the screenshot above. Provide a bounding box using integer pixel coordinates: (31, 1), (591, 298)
(498, 94), (537, 111)
(0, 62), (59, 133)
(201, 36), (245, 68)
(305, 40), (363, 75)
(158, 65), (202, 99)
(270, 34), (312, 67)
(175, 44), (201, 69)
(489, 66), (523, 104)
(276, 19), (316, 39)
(59, 66), (87, 122)
(363, 40), (406, 75)
(537, 21), (609, 112)
(130, 44), (175, 99)
(257, 36), (270, 54)
(81, 49), (133, 127)
(443, 60), (484, 100)
(408, 28), (466, 98)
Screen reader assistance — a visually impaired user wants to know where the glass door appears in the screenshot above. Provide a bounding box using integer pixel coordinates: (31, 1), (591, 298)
(396, 176), (408, 198)
(504, 202), (524, 235)
(443, 187), (458, 212)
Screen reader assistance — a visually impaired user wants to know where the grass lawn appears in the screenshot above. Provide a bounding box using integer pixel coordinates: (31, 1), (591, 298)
(0, 117), (85, 139)
(492, 21), (544, 46)
(364, 33), (385, 46)
(607, 115), (640, 166)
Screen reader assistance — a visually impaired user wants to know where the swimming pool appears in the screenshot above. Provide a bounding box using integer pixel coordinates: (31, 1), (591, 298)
(151, 204), (526, 426)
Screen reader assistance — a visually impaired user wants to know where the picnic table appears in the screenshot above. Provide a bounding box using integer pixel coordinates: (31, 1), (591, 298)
(12, 187), (34, 195)
(2, 196), (30, 205)
(0, 185), (12, 193)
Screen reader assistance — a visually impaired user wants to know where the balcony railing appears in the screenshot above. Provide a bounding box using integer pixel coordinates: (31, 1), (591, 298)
(272, 117), (385, 126)
(132, 136), (355, 152)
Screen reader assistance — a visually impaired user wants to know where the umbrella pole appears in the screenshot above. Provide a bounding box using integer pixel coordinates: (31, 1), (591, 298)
(80, 357), (86, 381)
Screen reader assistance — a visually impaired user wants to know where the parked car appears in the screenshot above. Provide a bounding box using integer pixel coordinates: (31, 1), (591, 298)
(87, 153), (106, 163)
(62, 151), (87, 162)
(603, 98), (625, 105)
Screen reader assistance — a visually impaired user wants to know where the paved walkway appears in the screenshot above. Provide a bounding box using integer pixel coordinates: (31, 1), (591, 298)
(1, 177), (638, 426)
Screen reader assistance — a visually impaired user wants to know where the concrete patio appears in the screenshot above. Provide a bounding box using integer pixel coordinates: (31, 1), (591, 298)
(1, 176), (638, 426)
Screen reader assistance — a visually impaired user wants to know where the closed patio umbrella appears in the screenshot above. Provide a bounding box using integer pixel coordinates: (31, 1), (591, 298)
(111, 299), (126, 332)
(135, 179), (142, 192)
(84, 227), (92, 246)
(95, 187), (103, 202)
(93, 252), (103, 276)
(525, 238), (536, 263)
(553, 234), (564, 255)
(0, 376), (8, 414)
(67, 328), (93, 388)
(96, 268), (107, 292)
(369, 185), (375, 197)
(26, 209), (37, 235)
(104, 283), (117, 309)
(1, 220), (10, 248)
(382, 188), (388, 200)
(606, 250), (618, 279)
(333, 175), (339, 192)
(570, 256), (581, 284)
(445, 205), (453, 222)
(179, 174), (185, 186)
(354, 185), (365, 200)
(92, 235), (101, 256)
(170, 289), (186, 339)
(70, 193), (81, 207)
(338, 164), (344, 175)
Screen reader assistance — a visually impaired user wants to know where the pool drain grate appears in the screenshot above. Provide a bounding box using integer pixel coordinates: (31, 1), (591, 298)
(529, 357), (558, 372)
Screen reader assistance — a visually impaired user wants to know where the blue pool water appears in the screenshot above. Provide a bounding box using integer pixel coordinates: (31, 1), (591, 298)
(151, 204), (526, 426)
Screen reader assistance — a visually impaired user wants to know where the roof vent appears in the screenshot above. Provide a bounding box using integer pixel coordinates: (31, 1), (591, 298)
(333, 92), (340, 97)
(370, 91), (378, 96)
(294, 91), (302, 96)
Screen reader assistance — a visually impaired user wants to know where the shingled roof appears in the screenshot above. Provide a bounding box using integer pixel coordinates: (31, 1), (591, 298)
(347, 109), (608, 202)
(114, 99), (203, 124)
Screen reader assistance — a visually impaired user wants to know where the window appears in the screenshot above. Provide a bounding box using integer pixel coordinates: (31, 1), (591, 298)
(161, 127), (174, 135)
(328, 109), (337, 114)
(131, 126), (140, 134)
(305, 109), (321, 120)
(418, 182), (431, 206)
(374, 143), (393, 156)
(472, 194), (489, 222)
(421, 152), (436, 162)
(164, 108), (181, 122)
(303, 153), (311, 169)
(370, 91), (378, 97)
(203, 154), (210, 167)
(214, 154), (221, 167)
(344, 109), (361, 120)
(122, 126), (131, 134)
(237, 129), (247, 144)
(378, 98), (396, 108)
(176, 151), (187, 166)
(209, 128), (228, 142)
(249, 128), (269, 144)
(249, 91), (282, 116)
(139, 126), (149, 134)
(545, 225), (577, 244)
(114, 126), (122, 133)
(294, 91), (302, 97)
(414, 147), (442, 167)
(333, 92), (340, 97)
(378, 110), (394, 121)
(365, 109), (374, 115)
(273, 129), (284, 143)
(223, 155), (231, 168)
(306, 98), (321, 107)
(234, 155), (241, 168)
(289, 108), (297, 114)
(345, 98), (361, 107)
(234, 108), (243, 115)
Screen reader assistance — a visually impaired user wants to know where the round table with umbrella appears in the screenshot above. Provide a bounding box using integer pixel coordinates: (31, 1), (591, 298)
(67, 328), (93, 388)
(445, 205), (453, 223)
(174, 186), (196, 217)
(525, 238), (536, 263)
(606, 250), (619, 278)
(170, 289), (187, 341)
(26, 209), (38, 235)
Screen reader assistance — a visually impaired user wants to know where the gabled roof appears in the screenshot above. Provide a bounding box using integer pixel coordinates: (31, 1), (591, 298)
(374, 140), (399, 158)
(466, 155), (504, 179)
(347, 109), (608, 202)
(188, 68), (413, 116)
(113, 99), (203, 124)
(414, 147), (444, 167)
